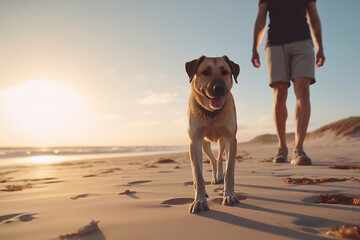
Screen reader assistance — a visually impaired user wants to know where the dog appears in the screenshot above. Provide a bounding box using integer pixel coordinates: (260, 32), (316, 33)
(185, 55), (240, 213)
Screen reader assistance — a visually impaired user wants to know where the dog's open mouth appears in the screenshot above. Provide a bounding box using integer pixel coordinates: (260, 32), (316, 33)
(209, 97), (223, 110)
(202, 89), (224, 110)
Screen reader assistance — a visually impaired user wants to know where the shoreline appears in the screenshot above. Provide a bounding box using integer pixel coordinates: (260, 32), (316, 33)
(0, 148), (189, 167)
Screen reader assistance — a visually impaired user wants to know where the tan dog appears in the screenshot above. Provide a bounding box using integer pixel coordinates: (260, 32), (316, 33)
(185, 55), (240, 213)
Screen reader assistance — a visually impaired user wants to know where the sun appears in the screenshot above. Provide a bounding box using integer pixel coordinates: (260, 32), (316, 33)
(1, 80), (87, 142)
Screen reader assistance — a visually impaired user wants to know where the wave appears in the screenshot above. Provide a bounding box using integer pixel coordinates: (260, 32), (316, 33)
(0, 146), (188, 159)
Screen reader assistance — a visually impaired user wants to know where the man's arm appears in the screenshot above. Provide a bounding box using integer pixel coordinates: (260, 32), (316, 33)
(307, 1), (325, 67)
(251, 2), (268, 68)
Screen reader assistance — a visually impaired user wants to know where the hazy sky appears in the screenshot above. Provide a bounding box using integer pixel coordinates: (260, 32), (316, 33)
(0, 0), (359, 147)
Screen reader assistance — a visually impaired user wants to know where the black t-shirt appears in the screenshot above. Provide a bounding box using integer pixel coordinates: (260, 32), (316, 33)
(259, 0), (316, 46)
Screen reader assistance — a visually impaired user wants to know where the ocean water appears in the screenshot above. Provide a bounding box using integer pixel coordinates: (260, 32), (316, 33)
(0, 146), (188, 166)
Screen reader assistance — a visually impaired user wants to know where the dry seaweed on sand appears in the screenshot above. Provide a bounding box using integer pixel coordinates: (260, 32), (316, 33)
(119, 189), (136, 195)
(145, 158), (177, 168)
(283, 177), (360, 185)
(326, 224), (360, 239)
(1, 184), (32, 192)
(316, 193), (360, 205)
(328, 165), (360, 170)
(260, 158), (273, 163)
(143, 164), (158, 168)
(59, 220), (100, 239)
(154, 158), (176, 164)
(236, 154), (252, 160)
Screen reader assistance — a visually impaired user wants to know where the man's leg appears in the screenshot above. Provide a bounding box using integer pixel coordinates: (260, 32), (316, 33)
(292, 77), (312, 165)
(272, 82), (289, 163)
(293, 78), (311, 150)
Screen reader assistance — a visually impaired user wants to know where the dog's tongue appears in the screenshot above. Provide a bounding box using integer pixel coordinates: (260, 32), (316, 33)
(210, 97), (223, 110)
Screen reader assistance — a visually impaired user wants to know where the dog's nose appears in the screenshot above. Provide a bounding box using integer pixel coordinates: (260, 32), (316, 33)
(210, 80), (227, 97)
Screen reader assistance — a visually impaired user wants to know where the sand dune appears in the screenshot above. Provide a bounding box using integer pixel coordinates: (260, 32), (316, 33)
(247, 116), (360, 146)
(307, 116), (360, 139)
(248, 133), (295, 144)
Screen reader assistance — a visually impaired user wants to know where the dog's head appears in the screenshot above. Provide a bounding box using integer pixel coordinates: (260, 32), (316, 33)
(185, 55), (240, 111)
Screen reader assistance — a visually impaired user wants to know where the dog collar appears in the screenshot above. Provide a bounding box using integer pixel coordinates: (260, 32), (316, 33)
(195, 99), (226, 118)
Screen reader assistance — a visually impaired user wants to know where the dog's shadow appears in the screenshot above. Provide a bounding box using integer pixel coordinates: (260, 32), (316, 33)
(198, 208), (330, 240)
(161, 198), (194, 205)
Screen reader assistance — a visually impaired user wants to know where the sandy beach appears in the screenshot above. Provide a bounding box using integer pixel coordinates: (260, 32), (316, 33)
(0, 137), (359, 240)
(1, 1), (360, 239)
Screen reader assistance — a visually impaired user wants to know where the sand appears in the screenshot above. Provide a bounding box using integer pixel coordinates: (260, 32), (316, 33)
(0, 141), (360, 240)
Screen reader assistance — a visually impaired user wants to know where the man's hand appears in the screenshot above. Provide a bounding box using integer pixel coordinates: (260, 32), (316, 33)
(252, 50), (261, 68)
(316, 49), (325, 67)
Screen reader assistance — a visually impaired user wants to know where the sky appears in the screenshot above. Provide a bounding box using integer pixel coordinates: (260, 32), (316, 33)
(0, 0), (359, 147)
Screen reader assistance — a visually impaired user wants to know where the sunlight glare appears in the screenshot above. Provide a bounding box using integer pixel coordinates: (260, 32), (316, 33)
(24, 155), (62, 164)
(1, 80), (88, 138)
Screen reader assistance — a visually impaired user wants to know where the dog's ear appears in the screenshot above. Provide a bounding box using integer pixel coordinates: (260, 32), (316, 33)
(223, 55), (240, 84)
(185, 55), (206, 83)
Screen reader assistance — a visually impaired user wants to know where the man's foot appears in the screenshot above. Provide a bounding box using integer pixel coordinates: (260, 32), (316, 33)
(273, 146), (288, 163)
(291, 149), (312, 165)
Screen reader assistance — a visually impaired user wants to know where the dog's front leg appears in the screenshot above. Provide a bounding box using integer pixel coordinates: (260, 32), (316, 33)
(222, 136), (239, 206)
(189, 139), (209, 213)
(216, 139), (225, 184)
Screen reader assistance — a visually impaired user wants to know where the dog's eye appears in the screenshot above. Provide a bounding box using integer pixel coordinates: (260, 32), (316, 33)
(202, 70), (211, 76)
(221, 70), (229, 75)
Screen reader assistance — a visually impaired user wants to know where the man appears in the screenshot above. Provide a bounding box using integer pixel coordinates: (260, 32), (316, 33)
(252, 0), (325, 165)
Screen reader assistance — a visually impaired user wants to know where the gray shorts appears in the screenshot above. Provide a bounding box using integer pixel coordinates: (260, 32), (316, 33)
(265, 39), (316, 88)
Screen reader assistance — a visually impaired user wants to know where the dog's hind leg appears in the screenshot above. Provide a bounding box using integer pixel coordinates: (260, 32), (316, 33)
(202, 140), (219, 185)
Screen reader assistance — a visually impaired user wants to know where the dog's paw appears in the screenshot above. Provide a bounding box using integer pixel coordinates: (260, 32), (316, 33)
(189, 200), (209, 213)
(211, 179), (224, 185)
(222, 195), (239, 206)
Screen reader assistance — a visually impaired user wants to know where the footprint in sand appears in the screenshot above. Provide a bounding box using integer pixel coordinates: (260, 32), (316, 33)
(101, 168), (122, 174)
(183, 181), (211, 186)
(0, 213), (37, 224)
(83, 174), (97, 178)
(18, 214), (37, 222)
(43, 180), (66, 184)
(26, 178), (66, 185)
(70, 194), (93, 200)
(124, 180), (152, 186)
(293, 215), (349, 229)
(0, 170), (19, 176)
(159, 171), (174, 174)
(0, 213), (22, 223)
